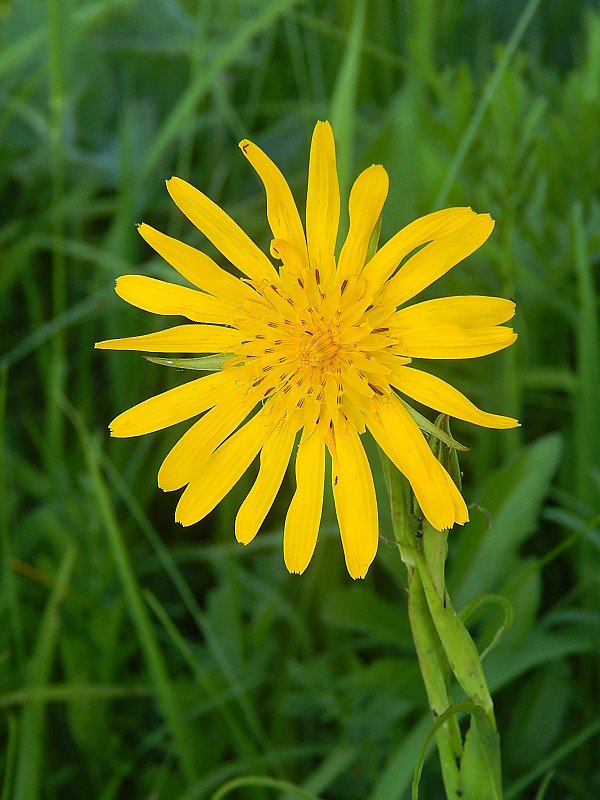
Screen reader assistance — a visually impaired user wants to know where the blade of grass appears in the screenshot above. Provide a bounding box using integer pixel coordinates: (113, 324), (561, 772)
(141, 0), (303, 179)
(505, 715), (600, 800)
(433, 0), (543, 208)
(294, 9), (407, 73)
(0, 367), (25, 675)
(210, 775), (324, 800)
(45, 0), (68, 467)
(572, 202), (600, 504)
(0, 0), (129, 80)
(1, 290), (109, 371)
(13, 544), (77, 800)
(0, 714), (18, 800)
(144, 590), (258, 761)
(0, 684), (153, 709)
(63, 397), (200, 787)
(98, 451), (283, 776)
(330, 0), (367, 207)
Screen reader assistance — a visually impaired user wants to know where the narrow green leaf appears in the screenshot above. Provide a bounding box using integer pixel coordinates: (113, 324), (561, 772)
(448, 435), (562, 608)
(210, 774), (324, 800)
(13, 546), (77, 800)
(459, 707), (502, 800)
(63, 398), (200, 787)
(330, 0), (367, 206)
(144, 354), (230, 371)
(141, 0), (303, 178)
(434, 0), (544, 207)
(400, 399), (469, 451)
(572, 202), (600, 503)
(459, 594), (514, 660)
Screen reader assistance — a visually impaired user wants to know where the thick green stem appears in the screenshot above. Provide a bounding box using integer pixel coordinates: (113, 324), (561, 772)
(381, 450), (502, 798)
(381, 453), (462, 797)
(408, 569), (462, 798)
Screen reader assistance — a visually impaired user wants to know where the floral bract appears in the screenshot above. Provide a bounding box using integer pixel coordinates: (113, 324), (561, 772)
(96, 121), (518, 579)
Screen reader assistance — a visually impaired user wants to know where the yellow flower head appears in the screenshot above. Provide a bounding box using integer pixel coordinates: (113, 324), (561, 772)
(96, 121), (518, 579)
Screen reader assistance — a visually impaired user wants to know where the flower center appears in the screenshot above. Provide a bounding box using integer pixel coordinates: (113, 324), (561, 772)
(296, 326), (341, 369)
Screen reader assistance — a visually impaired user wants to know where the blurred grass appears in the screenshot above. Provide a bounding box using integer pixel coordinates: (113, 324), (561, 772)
(1, 1), (600, 799)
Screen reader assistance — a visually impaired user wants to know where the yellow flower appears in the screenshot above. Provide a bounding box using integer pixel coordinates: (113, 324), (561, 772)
(96, 121), (518, 579)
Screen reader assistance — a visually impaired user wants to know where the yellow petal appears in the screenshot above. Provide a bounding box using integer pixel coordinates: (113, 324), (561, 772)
(115, 275), (237, 323)
(158, 388), (255, 491)
(393, 324), (517, 359)
(330, 423), (379, 579)
(367, 395), (460, 531)
(137, 223), (255, 304)
(95, 323), (243, 353)
(175, 408), (270, 526)
(442, 469), (469, 525)
(391, 366), (519, 429)
(306, 121), (340, 287)
(239, 139), (308, 269)
(395, 296), (515, 328)
(109, 369), (238, 437)
(362, 207), (478, 288)
(336, 165), (389, 283)
(167, 177), (279, 284)
(283, 428), (325, 574)
(380, 213), (495, 306)
(235, 420), (298, 545)
(270, 238), (305, 281)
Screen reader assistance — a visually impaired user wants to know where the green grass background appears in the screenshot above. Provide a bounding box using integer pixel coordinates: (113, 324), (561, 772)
(1, 0), (600, 798)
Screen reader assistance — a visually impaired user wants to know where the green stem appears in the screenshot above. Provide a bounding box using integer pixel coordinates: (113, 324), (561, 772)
(380, 454), (462, 797)
(382, 451), (502, 798)
(408, 570), (462, 798)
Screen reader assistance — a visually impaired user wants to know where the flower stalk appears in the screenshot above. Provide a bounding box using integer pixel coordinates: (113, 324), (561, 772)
(381, 437), (502, 800)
